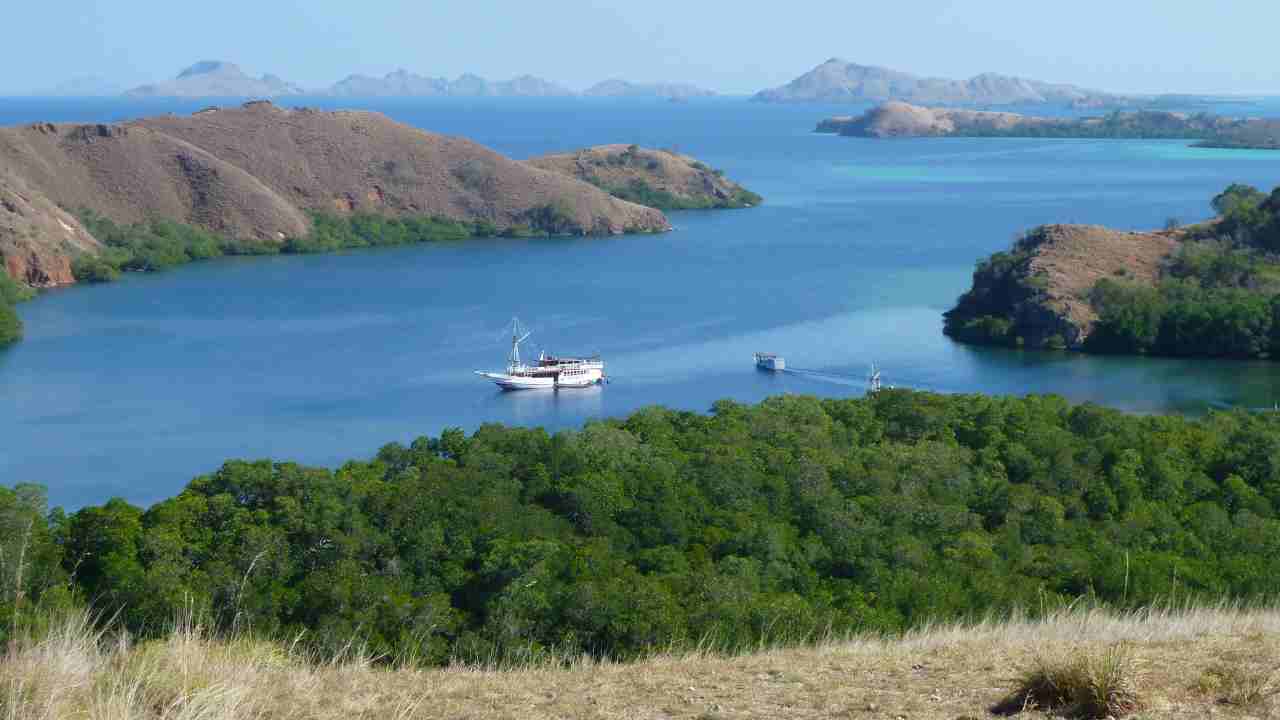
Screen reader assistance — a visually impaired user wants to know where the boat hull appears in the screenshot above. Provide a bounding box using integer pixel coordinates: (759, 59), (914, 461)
(474, 370), (603, 391)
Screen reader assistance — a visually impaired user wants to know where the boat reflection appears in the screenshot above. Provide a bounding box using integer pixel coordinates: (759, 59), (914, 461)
(495, 383), (605, 423)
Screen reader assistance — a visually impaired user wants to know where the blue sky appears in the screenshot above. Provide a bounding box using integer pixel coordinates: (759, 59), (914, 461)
(6, 0), (1278, 95)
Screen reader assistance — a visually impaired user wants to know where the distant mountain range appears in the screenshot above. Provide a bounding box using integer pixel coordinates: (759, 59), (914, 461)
(754, 58), (1131, 108)
(327, 70), (576, 97)
(40, 58), (1234, 107)
(109, 61), (717, 99)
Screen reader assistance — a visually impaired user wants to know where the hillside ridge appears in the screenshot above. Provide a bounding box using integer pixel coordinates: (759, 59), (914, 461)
(0, 102), (672, 287)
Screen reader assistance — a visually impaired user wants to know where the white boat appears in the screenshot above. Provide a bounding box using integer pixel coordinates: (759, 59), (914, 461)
(754, 352), (785, 371)
(475, 318), (605, 391)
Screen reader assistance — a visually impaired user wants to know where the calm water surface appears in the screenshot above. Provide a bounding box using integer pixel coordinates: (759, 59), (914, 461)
(2, 96), (1280, 508)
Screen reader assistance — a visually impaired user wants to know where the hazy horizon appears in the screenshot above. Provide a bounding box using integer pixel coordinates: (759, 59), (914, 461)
(6, 0), (1280, 96)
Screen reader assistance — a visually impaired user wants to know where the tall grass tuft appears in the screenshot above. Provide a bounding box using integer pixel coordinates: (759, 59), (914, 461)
(994, 643), (1141, 718)
(1196, 662), (1280, 708)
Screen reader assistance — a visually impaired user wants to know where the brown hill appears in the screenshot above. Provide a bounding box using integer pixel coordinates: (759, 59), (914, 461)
(526, 144), (760, 210)
(944, 224), (1181, 349)
(0, 102), (671, 286)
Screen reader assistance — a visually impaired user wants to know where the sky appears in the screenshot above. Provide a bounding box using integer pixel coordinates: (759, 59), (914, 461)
(4, 0), (1278, 95)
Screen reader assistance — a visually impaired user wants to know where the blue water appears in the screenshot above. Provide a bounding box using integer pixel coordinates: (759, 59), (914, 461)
(2, 96), (1280, 508)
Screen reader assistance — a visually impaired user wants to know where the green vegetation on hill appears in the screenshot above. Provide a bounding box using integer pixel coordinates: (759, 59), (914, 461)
(586, 176), (757, 210)
(1086, 185), (1280, 357)
(960, 111), (1229, 140)
(67, 209), (604, 285)
(71, 210), (280, 282)
(821, 105), (1280, 150)
(8, 391), (1280, 664)
(941, 242), (1048, 348)
(0, 273), (34, 346)
(947, 183), (1280, 358)
(590, 176), (763, 210)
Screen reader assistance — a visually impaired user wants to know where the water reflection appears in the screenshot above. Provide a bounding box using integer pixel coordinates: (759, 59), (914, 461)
(486, 384), (606, 425)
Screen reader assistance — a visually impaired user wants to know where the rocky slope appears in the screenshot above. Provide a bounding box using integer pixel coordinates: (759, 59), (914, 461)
(817, 101), (1271, 143)
(0, 168), (101, 286)
(943, 224), (1180, 349)
(526, 145), (760, 209)
(0, 102), (670, 286)
(756, 58), (1126, 107)
(126, 61), (305, 98)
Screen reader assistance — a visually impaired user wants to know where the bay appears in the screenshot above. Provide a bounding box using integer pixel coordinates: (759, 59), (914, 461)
(2, 96), (1279, 508)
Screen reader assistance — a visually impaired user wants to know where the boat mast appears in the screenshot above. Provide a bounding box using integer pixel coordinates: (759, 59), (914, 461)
(508, 317), (532, 371)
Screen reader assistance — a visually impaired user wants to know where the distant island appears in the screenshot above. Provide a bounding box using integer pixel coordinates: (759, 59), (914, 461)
(944, 183), (1280, 359)
(754, 57), (1130, 107)
(109, 61), (717, 99)
(815, 101), (1280, 149)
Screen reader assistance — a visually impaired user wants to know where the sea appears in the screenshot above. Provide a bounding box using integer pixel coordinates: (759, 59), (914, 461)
(2, 95), (1280, 509)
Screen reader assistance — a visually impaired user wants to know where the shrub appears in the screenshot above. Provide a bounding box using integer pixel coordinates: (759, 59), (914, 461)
(995, 644), (1141, 718)
(71, 210), (495, 278)
(0, 303), (20, 346)
(0, 273), (34, 305)
(71, 255), (122, 283)
(521, 202), (581, 235)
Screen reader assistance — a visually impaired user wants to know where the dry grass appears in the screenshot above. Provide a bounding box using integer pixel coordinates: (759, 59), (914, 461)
(1024, 223), (1181, 333)
(3, 604), (1280, 719)
(995, 643), (1140, 718)
(1196, 660), (1280, 709)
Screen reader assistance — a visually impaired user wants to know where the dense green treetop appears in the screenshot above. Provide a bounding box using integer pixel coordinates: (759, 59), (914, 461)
(7, 391), (1280, 663)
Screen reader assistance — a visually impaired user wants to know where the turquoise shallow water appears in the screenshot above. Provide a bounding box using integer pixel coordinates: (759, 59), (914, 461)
(2, 96), (1280, 508)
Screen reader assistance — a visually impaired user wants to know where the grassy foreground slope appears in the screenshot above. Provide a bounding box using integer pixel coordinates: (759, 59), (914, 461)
(3, 605), (1277, 719)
